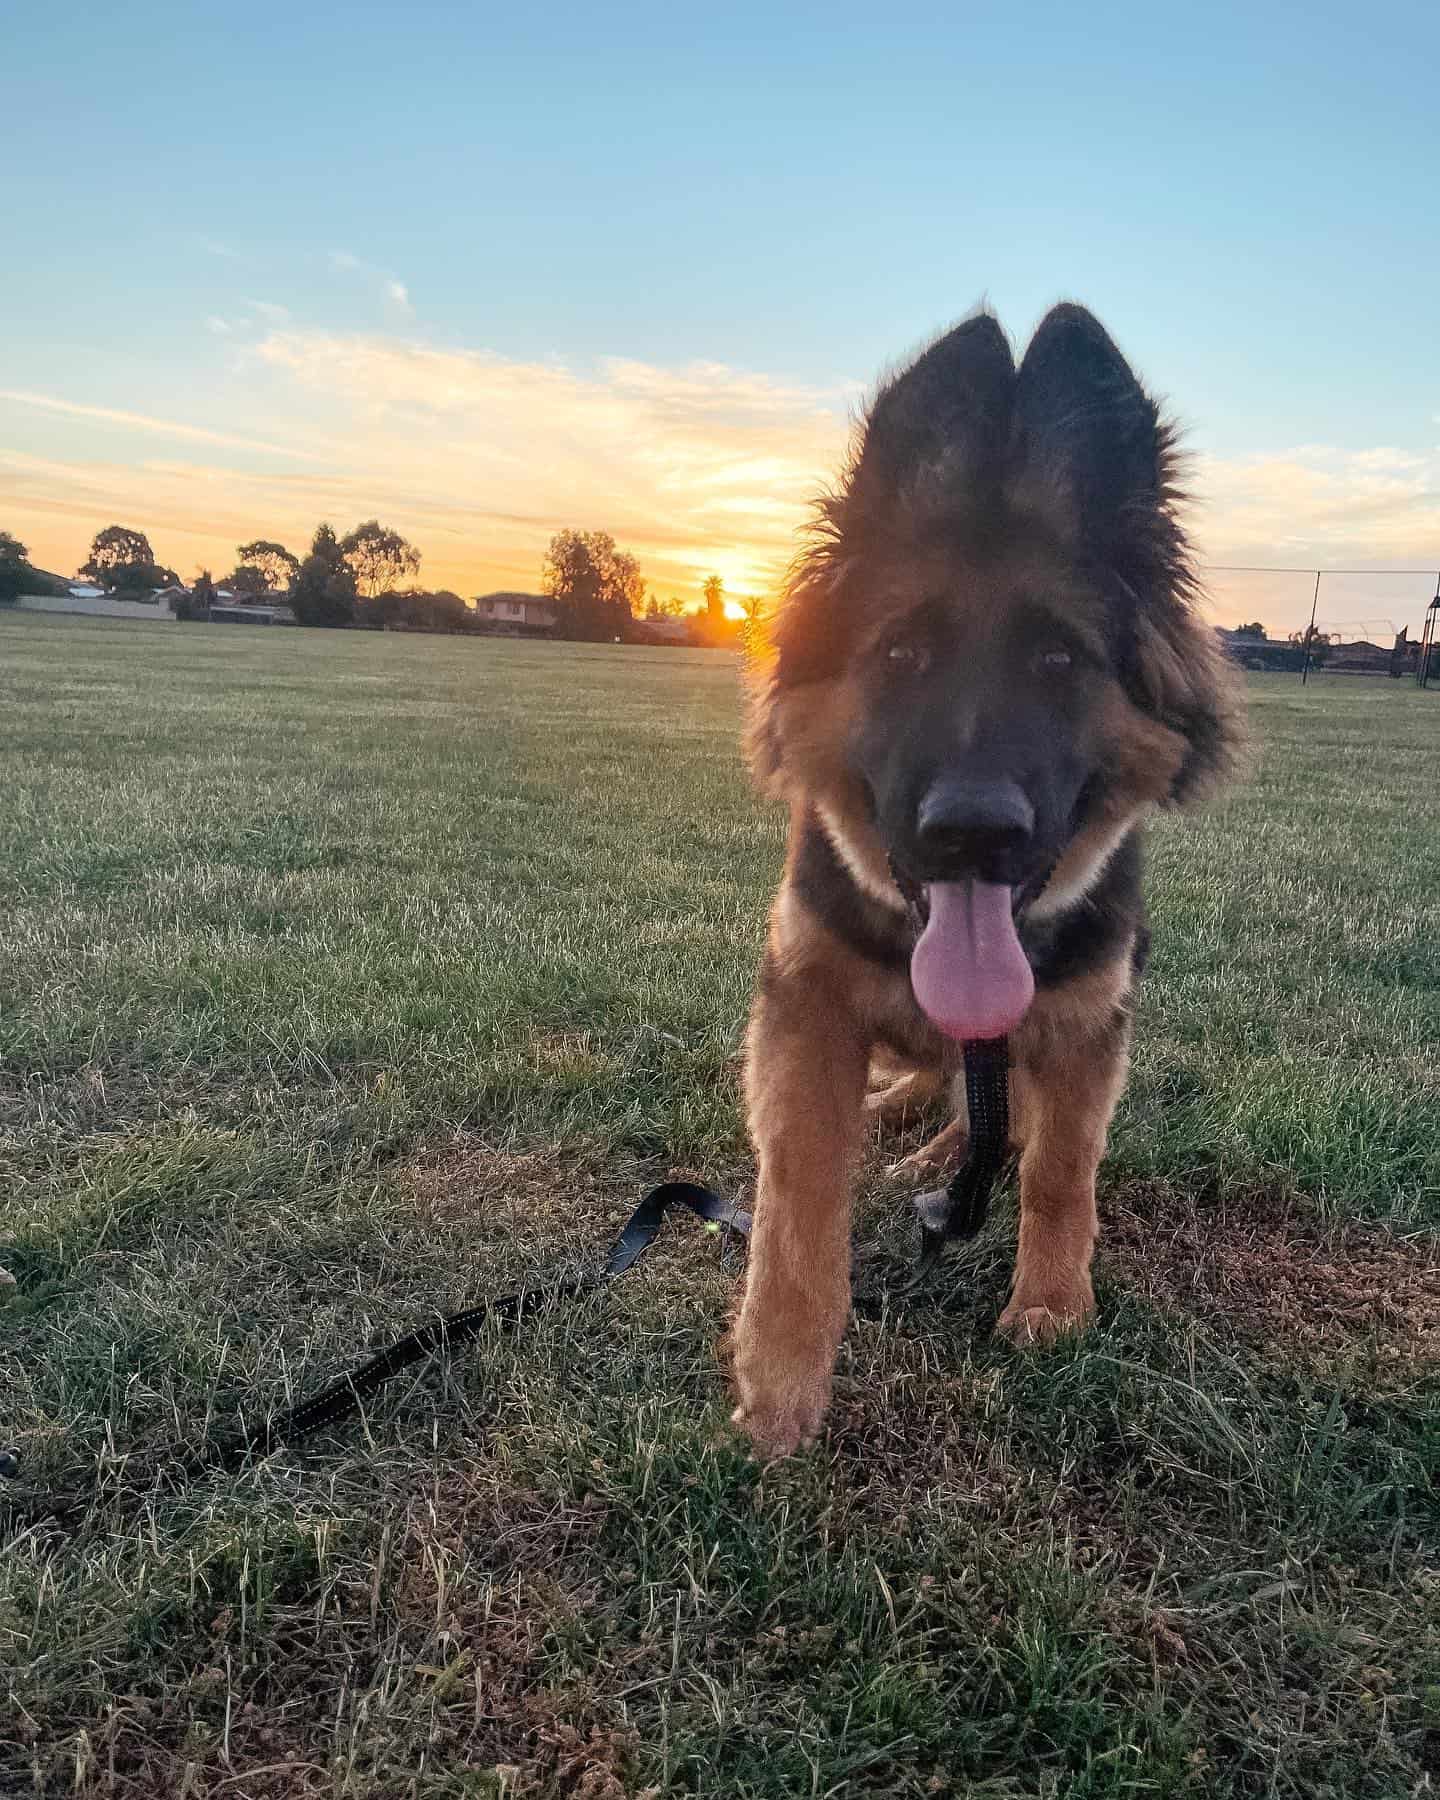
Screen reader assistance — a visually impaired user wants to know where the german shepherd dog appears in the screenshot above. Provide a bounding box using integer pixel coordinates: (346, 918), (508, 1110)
(732, 304), (1242, 1457)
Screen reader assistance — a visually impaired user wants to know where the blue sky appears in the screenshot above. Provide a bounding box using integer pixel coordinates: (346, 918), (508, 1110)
(4, 0), (1438, 629)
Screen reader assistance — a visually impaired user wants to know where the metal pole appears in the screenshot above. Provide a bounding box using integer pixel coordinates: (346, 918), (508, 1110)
(1300, 570), (1321, 685)
(1421, 579), (1440, 691)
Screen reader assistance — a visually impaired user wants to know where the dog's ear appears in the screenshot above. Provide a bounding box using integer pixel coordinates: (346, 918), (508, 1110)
(853, 312), (1016, 502)
(1011, 303), (1162, 561)
(771, 314), (1014, 689)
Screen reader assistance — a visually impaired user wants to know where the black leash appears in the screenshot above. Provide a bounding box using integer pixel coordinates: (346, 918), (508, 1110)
(913, 1036), (1014, 1256)
(234, 1180), (752, 1459)
(1, 1182), (750, 1536)
(4, 1025), (1015, 1537)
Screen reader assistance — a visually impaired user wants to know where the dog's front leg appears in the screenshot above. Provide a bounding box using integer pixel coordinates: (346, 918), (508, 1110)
(731, 958), (870, 1457)
(999, 997), (1130, 1344)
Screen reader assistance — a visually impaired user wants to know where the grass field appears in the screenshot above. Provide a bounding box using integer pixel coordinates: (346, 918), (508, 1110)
(2, 611), (1438, 1799)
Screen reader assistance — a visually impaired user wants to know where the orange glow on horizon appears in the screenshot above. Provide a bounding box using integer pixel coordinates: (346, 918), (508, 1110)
(4, 338), (1437, 643)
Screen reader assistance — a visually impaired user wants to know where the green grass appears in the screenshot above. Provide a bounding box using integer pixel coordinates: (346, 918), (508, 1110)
(2, 612), (1437, 1798)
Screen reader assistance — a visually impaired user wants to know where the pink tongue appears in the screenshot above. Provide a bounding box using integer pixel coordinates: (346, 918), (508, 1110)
(910, 880), (1034, 1041)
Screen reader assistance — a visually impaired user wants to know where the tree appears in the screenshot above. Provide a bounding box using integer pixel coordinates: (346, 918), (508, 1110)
(1234, 621), (1267, 639)
(419, 589), (469, 632)
(340, 520), (421, 598)
(0, 530), (30, 603)
(79, 521), (177, 594)
(644, 594), (686, 620)
(225, 564), (271, 597)
(541, 529), (644, 640)
(80, 524), (175, 592)
(234, 539), (299, 594)
(357, 587), (471, 633)
(0, 532), (67, 601)
(694, 572), (744, 647)
(1288, 626), (1332, 666)
(174, 570), (215, 622)
(290, 523), (358, 627)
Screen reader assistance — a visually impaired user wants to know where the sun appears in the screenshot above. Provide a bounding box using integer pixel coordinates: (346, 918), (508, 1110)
(698, 549), (767, 619)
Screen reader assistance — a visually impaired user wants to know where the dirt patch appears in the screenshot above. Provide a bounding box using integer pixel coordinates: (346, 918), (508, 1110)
(1104, 1185), (1440, 1385)
(18, 1476), (636, 1799)
(397, 1140), (600, 1232)
(393, 1139), (749, 1287)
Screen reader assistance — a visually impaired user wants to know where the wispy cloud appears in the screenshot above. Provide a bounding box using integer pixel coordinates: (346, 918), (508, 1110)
(0, 390), (324, 462)
(243, 328), (848, 593)
(245, 299), (291, 324)
(1194, 446), (1440, 562)
(329, 249), (415, 317)
(197, 236), (242, 261)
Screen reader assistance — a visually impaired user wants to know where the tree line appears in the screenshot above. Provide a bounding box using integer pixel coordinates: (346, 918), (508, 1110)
(540, 532), (759, 646)
(3, 518), (762, 646)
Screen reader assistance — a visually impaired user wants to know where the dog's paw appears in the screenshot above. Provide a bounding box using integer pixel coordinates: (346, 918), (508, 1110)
(865, 1069), (944, 1125)
(730, 1395), (824, 1460)
(996, 1291), (1094, 1346)
(889, 1125), (967, 1179)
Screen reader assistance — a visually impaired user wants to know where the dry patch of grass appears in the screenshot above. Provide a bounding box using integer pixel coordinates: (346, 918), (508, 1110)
(1105, 1184), (1440, 1386)
(397, 1141), (604, 1233)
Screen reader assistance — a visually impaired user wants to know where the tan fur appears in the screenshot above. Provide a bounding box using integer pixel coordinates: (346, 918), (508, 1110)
(1000, 956), (1134, 1341)
(866, 1061), (946, 1123)
(730, 886), (876, 1455)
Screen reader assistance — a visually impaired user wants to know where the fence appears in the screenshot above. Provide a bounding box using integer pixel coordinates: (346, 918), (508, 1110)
(1203, 566), (1440, 687)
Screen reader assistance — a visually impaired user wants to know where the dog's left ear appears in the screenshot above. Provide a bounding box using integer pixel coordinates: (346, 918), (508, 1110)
(1016, 305), (1245, 804)
(1010, 303), (1162, 565)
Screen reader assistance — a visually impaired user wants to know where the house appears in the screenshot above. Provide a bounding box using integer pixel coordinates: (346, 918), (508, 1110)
(29, 570), (106, 599)
(209, 597), (297, 626)
(472, 592), (557, 636)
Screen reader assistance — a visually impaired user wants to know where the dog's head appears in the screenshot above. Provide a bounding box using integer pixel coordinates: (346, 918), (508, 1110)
(752, 303), (1242, 1037)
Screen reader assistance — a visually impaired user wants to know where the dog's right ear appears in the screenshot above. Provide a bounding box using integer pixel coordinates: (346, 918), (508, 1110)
(852, 312), (1016, 504)
(771, 313), (1015, 692)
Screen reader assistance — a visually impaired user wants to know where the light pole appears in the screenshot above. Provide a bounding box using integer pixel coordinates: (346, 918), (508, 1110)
(1300, 570), (1322, 686)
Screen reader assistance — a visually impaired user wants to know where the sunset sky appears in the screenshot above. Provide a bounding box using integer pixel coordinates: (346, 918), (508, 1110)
(4, 1), (1438, 634)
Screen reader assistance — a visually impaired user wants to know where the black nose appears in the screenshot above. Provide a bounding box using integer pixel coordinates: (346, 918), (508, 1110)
(913, 777), (1035, 880)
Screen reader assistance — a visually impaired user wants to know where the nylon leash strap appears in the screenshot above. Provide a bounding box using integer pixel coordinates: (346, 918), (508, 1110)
(218, 1182), (751, 1464)
(913, 1036), (1013, 1258)
(2, 1182), (750, 1533)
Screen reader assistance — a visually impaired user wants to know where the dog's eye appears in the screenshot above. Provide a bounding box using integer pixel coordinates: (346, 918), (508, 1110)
(884, 637), (930, 674)
(1035, 646), (1073, 673)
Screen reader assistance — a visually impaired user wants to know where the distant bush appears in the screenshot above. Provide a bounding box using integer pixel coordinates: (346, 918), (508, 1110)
(357, 588), (474, 634)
